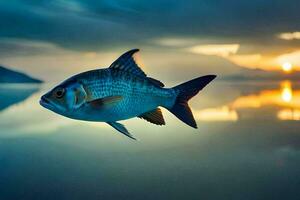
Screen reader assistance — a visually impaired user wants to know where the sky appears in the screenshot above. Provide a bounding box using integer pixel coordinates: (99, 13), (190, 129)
(1, 0), (300, 82)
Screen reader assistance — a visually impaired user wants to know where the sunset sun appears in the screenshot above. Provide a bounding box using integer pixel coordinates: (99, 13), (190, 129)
(282, 62), (293, 73)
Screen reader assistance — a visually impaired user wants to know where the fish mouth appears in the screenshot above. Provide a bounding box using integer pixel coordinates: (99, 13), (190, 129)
(40, 96), (53, 109)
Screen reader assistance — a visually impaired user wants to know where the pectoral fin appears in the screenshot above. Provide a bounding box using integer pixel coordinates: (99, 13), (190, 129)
(88, 95), (123, 109)
(107, 121), (136, 140)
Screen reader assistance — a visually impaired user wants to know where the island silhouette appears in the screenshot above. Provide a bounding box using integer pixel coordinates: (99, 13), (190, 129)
(0, 65), (42, 83)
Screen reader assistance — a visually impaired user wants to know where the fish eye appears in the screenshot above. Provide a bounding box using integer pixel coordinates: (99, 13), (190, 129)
(54, 87), (65, 98)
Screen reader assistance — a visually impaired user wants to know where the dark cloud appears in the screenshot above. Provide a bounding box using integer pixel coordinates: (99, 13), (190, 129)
(1, 0), (300, 52)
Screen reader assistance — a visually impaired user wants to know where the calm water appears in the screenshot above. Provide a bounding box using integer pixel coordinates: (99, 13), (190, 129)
(0, 81), (299, 200)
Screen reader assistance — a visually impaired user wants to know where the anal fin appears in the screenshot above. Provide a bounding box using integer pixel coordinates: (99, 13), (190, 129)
(107, 121), (136, 140)
(138, 108), (165, 125)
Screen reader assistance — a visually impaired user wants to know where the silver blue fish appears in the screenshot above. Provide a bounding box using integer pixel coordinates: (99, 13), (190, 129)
(40, 49), (216, 139)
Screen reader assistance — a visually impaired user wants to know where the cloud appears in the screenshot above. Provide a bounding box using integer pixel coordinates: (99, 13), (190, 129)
(1, 0), (300, 52)
(185, 43), (274, 70)
(226, 51), (300, 71)
(184, 41), (300, 71)
(278, 32), (300, 40)
(276, 50), (300, 66)
(227, 54), (262, 68)
(187, 44), (240, 57)
(154, 37), (199, 47)
(1, 0), (300, 78)
(226, 54), (280, 70)
(0, 38), (68, 57)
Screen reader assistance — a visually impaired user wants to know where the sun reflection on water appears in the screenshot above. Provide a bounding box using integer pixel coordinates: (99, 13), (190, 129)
(277, 109), (300, 120)
(195, 106), (238, 121)
(197, 81), (300, 121)
(281, 81), (293, 102)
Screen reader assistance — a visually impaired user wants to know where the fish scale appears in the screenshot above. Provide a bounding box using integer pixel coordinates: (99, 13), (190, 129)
(78, 69), (176, 120)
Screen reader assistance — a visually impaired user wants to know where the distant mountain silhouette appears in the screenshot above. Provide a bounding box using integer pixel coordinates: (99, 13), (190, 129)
(0, 86), (40, 111)
(223, 68), (300, 81)
(0, 66), (42, 83)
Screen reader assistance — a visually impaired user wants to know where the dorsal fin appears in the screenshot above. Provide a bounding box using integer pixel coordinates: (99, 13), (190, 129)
(138, 108), (165, 125)
(109, 49), (146, 77)
(109, 49), (165, 87)
(147, 77), (165, 87)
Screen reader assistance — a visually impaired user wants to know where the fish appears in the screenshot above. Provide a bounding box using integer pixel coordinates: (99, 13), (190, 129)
(40, 49), (216, 140)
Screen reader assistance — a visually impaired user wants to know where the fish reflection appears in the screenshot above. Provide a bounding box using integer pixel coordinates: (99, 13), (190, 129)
(196, 81), (300, 121)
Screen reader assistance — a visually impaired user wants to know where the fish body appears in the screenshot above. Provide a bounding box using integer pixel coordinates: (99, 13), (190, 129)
(67, 69), (176, 122)
(40, 49), (216, 139)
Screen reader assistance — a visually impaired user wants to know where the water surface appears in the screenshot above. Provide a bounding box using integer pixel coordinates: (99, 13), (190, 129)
(0, 81), (299, 200)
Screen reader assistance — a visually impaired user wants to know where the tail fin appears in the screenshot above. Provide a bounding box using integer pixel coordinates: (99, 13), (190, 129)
(168, 75), (216, 128)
